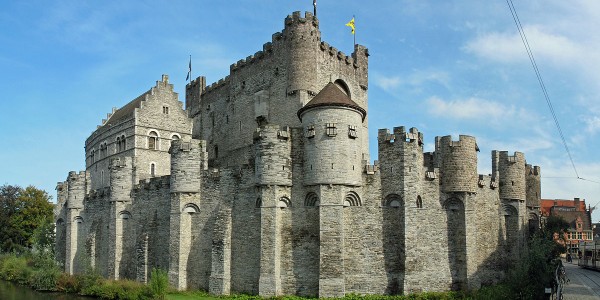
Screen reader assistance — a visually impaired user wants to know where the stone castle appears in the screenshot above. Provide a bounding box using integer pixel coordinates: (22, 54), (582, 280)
(54, 11), (542, 297)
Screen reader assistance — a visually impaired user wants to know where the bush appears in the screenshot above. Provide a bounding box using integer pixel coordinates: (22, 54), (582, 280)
(149, 268), (169, 299)
(29, 266), (61, 291)
(0, 254), (32, 284)
(56, 273), (81, 293)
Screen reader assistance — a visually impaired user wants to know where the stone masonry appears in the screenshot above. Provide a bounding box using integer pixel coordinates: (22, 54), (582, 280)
(55, 11), (542, 297)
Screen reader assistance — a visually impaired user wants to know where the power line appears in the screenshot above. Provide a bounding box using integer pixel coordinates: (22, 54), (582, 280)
(506, 0), (580, 179)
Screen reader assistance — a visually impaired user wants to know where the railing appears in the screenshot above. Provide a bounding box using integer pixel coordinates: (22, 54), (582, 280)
(553, 260), (569, 300)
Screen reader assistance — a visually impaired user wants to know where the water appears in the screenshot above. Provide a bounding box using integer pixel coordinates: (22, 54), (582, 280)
(0, 280), (92, 300)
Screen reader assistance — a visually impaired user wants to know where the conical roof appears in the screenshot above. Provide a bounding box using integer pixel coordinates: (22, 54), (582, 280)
(297, 82), (366, 120)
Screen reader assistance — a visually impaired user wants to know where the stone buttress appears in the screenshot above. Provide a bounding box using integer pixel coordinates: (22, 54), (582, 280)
(168, 139), (205, 290)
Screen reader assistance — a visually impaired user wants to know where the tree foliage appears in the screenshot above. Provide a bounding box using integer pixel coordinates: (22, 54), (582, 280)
(0, 184), (54, 253)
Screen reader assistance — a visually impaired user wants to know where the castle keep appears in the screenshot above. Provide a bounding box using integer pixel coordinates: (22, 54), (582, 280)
(55, 11), (542, 297)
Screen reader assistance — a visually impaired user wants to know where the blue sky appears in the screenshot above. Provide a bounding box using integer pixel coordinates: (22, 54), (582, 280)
(1, 1), (599, 220)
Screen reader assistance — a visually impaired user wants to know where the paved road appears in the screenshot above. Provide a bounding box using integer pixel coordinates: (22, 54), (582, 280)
(562, 260), (600, 299)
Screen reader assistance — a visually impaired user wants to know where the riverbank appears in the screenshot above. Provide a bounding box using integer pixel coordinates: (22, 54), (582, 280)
(0, 251), (522, 300)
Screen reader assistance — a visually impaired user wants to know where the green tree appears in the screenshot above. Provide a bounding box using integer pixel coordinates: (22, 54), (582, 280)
(0, 184), (54, 253)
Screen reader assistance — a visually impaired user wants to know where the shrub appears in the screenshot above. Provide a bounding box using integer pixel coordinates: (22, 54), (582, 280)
(56, 273), (81, 293)
(0, 254), (31, 284)
(29, 266), (61, 291)
(149, 268), (169, 299)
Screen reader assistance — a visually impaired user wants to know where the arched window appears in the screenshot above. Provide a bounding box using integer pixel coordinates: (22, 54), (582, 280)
(304, 193), (319, 207)
(150, 163), (156, 177)
(120, 135), (126, 151)
(383, 194), (402, 207)
(148, 131), (159, 150)
(119, 211), (131, 220)
(182, 203), (199, 214)
(90, 149), (95, 164)
(416, 195), (423, 208)
(116, 137), (121, 152)
(334, 79), (351, 97)
(214, 145), (219, 159)
(278, 197), (292, 208)
(344, 191), (361, 207)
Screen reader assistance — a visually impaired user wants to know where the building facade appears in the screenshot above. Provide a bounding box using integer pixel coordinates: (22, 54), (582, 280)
(540, 198), (593, 255)
(55, 11), (542, 297)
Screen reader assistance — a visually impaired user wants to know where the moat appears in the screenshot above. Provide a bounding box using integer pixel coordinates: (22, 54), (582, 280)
(0, 280), (91, 300)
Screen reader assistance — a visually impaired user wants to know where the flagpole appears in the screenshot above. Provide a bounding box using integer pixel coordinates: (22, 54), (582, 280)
(189, 55), (192, 83)
(353, 15), (356, 47)
(313, 0), (317, 17)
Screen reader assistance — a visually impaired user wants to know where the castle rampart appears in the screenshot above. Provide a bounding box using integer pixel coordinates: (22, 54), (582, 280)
(55, 10), (541, 298)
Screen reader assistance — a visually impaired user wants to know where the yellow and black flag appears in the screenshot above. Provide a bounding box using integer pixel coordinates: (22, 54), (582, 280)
(345, 17), (355, 35)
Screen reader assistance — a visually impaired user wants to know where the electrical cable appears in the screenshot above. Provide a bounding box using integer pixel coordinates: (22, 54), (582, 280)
(506, 0), (580, 179)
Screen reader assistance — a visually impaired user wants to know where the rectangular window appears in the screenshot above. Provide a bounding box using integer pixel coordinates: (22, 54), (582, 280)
(348, 125), (357, 138)
(305, 125), (315, 138)
(326, 123), (337, 137)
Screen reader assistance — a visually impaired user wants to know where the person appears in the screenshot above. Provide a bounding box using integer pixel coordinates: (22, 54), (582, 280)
(567, 253), (572, 263)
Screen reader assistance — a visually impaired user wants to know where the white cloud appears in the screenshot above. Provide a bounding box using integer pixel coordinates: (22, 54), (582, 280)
(464, 25), (583, 66)
(585, 115), (600, 134)
(373, 70), (449, 93)
(425, 96), (518, 122)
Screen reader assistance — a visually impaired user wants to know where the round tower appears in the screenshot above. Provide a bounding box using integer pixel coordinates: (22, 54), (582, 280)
(299, 82), (366, 186)
(253, 124), (292, 186)
(109, 157), (133, 202)
(170, 139), (204, 193)
(438, 135), (478, 193)
(284, 11), (320, 102)
(495, 151), (526, 201)
(526, 164), (541, 208)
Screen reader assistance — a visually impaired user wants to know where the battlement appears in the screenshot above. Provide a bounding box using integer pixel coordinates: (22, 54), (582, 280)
(135, 175), (170, 191)
(169, 139), (206, 153)
(68, 170), (87, 182)
(253, 124), (290, 141)
(284, 11), (318, 29)
(498, 151), (525, 164)
(88, 187), (111, 199)
(477, 174), (499, 190)
(204, 76), (230, 94)
(526, 164), (541, 176)
(437, 135), (477, 149)
(377, 126), (423, 145)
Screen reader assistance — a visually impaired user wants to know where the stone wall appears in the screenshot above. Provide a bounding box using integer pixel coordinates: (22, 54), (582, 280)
(55, 10), (542, 298)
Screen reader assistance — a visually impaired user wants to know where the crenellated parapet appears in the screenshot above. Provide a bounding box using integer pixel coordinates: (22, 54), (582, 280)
(492, 151), (526, 201)
(135, 176), (171, 191)
(437, 135), (478, 193)
(253, 124), (292, 186)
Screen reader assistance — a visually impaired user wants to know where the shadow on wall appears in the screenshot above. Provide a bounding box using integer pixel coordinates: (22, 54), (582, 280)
(445, 198), (467, 291)
(383, 194), (405, 295)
